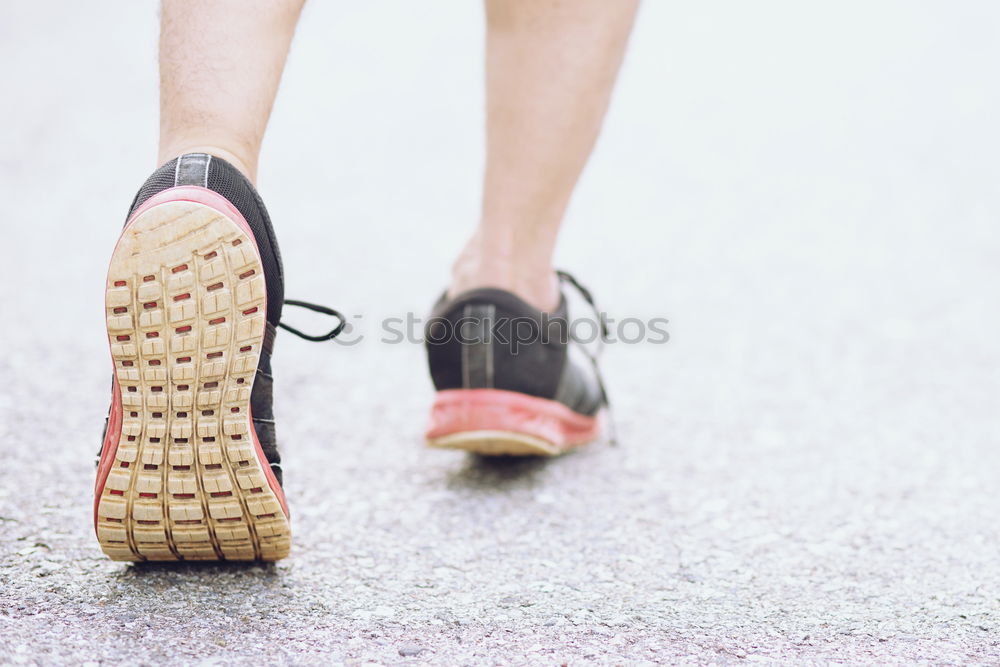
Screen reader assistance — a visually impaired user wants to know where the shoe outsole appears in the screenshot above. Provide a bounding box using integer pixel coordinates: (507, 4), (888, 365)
(96, 198), (290, 561)
(427, 430), (565, 456)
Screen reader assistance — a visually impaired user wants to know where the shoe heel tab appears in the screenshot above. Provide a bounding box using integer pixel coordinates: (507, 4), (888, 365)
(174, 153), (213, 188)
(431, 288), (567, 321)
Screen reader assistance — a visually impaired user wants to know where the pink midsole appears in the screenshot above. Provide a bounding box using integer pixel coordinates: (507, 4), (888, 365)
(426, 389), (601, 448)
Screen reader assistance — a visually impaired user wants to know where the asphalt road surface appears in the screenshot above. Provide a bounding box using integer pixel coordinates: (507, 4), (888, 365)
(2, 2), (1000, 664)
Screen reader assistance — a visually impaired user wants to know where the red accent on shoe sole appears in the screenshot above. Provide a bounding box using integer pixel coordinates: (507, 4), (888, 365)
(425, 389), (601, 450)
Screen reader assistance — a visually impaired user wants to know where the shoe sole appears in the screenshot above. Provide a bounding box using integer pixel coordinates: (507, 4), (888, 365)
(428, 430), (565, 456)
(95, 191), (290, 561)
(425, 389), (602, 457)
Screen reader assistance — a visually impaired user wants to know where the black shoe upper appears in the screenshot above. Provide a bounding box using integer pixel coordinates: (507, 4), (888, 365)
(424, 280), (608, 417)
(129, 154), (287, 328)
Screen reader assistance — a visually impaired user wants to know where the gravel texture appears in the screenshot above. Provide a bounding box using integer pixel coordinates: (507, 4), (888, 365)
(2, 1), (1000, 664)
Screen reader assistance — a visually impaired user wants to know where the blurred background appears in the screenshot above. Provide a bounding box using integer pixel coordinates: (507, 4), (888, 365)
(1, 1), (999, 663)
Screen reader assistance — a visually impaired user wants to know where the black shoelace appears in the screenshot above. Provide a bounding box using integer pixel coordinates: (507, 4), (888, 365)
(556, 270), (617, 445)
(277, 299), (347, 342)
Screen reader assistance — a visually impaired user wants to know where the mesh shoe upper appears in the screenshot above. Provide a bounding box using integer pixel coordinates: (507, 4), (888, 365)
(424, 286), (606, 417)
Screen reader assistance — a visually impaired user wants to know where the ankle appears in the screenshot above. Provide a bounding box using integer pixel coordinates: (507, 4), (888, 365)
(450, 252), (560, 312)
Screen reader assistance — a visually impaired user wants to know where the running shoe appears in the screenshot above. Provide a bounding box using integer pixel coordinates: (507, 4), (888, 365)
(95, 153), (342, 561)
(424, 271), (610, 456)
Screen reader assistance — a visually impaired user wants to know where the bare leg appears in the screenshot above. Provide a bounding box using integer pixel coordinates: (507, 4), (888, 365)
(450, 0), (640, 310)
(157, 0), (305, 182)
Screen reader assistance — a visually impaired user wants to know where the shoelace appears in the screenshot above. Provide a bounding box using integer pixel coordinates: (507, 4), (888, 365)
(277, 299), (347, 342)
(556, 269), (617, 445)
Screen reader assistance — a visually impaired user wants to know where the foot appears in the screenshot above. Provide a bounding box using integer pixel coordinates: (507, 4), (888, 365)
(424, 273), (609, 456)
(95, 154), (308, 561)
